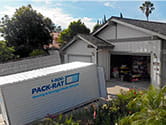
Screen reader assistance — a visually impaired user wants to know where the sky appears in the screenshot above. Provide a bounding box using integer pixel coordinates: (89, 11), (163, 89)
(0, 0), (166, 32)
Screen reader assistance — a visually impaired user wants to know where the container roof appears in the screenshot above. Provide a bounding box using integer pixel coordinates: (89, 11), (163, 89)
(0, 62), (93, 86)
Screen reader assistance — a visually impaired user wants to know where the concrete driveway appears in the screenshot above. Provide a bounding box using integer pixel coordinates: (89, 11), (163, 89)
(107, 79), (150, 98)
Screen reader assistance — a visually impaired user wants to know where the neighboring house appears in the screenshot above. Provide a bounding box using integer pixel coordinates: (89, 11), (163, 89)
(44, 32), (60, 49)
(50, 32), (60, 49)
(61, 16), (166, 87)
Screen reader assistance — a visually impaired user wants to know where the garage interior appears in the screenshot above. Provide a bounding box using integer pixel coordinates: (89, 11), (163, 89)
(111, 54), (150, 83)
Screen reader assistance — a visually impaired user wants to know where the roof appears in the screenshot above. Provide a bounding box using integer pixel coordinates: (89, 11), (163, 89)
(0, 62), (93, 86)
(61, 34), (114, 51)
(111, 16), (166, 36)
(78, 34), (113, 48)
(93, 16), (166, 39)
(62, 16), (166, 51)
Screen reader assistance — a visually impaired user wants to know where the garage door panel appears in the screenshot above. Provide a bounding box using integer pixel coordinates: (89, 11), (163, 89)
(68, 55), (92, 63)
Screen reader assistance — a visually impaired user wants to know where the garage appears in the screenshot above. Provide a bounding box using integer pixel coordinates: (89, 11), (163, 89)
(111, 54), (150, 82)
(61, 16), (166, 87)
(68, 54), (92, 63)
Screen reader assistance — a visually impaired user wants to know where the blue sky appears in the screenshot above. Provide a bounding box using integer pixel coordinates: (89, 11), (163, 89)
(0, 0), (166, 31)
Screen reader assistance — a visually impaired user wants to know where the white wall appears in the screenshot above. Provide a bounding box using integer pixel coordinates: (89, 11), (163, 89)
(97, 25), (116, 40)
(0, 51), (61, 76)
(1, 63), (100, 125)
(64, 40), (96, 63)
(159, 40), (166, 87)
(98, 49), (110, 80)
(0, 89), (9, 125)
(97, 23), (150, 40)
(116, 24), (149, 39)
(112, 40), (160, 55)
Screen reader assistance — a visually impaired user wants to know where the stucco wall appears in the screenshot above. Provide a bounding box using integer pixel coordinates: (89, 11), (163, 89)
(64, 40), (96, 63)
(0, 50), (61, 76)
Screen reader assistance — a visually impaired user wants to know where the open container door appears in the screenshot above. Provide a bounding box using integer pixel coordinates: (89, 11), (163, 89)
(97, 66), (107, 98)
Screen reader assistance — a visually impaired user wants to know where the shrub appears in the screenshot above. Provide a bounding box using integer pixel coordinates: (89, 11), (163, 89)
(119, 85), (166, 125)
(0, 40), (15, 62)
(29, 49), (46, 57)
(32, 114), (79, 125)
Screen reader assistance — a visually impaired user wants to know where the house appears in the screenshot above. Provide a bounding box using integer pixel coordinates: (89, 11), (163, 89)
(50, 32), (60, 49)
(61, 16), (166, 87)
(44, 32), (60, 49)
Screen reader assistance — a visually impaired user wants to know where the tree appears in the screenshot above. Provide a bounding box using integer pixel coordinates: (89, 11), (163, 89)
(103, 14), (107, 24)
(120, 12), (123, 18)
(140, 1), (155, 21)
(0, 40), (15, 62)
(0, 5), (54, 57)
(93, 23), (101, 32)
(92, 15), (107, 32)
(58, 20), (90, 43)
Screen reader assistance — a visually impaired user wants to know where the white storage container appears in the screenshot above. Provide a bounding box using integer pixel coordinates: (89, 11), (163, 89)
(0, 62), (106, 125)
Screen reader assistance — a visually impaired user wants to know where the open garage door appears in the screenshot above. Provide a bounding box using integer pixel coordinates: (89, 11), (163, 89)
(68, 55), (92, 63)
(111, 54), (150, 82)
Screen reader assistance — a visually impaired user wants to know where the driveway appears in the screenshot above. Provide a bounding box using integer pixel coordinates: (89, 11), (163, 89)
(107, 79), (150, 99)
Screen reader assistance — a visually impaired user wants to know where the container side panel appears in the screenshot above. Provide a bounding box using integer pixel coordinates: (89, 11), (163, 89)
(0, 89), (9, 125)
(2, 64), (99, 125)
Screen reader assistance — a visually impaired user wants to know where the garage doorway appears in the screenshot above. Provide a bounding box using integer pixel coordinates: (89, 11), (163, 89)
(111, 54), (150, 83)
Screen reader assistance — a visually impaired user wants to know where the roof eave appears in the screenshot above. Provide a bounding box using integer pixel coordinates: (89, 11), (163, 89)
(77, 34), (98, 49)
(98, 45), (114, 49)
(60, 38), (77, 51)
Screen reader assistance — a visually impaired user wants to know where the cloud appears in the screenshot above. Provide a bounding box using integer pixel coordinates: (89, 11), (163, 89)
(0, 6), (96, 31)
(0, 6), (16, 18)
(31, 0), (51, 4)
(33, 7), (95, 31)
(104, 2), (116, 8)
(104, 2), (112, 7)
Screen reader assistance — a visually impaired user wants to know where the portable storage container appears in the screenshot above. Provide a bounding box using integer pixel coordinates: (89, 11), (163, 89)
(0, 62), (106, 125)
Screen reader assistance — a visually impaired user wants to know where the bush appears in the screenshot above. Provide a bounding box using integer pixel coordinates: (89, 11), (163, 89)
(0, 40), (15, 63)
(29, 49), (47, 57)
(32, 114), (79, 125)
(94, 88), (142, 125)
(119, 85), (166, 125)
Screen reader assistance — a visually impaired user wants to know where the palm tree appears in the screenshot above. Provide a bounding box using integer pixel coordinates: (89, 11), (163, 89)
(140, 1), (155, 21)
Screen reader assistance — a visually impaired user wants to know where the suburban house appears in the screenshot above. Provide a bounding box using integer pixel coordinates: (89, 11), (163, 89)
(44, 32), (60, 50)
(61, 16), (166, 88)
